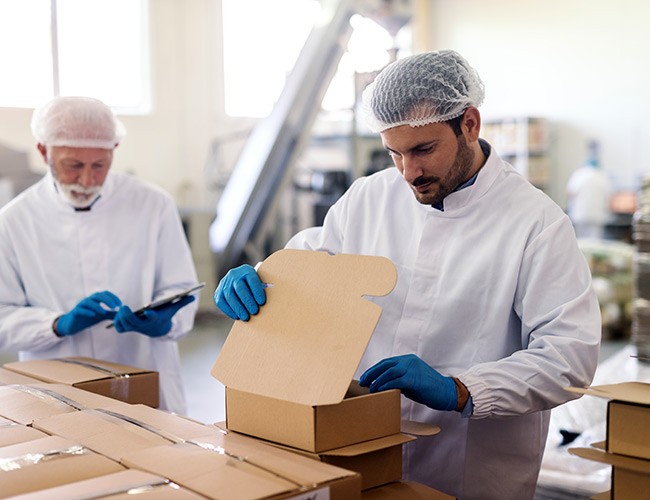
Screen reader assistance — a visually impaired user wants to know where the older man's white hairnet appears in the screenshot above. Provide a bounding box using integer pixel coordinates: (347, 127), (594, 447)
(31, 96), (126, 149)
(362, 50), (485, 133)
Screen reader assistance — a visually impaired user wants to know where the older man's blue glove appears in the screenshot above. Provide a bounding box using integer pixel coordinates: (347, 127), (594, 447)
(55, 291), (122, 336)
(113, 295), (195, 338)
(359, 354), (458, 411)
(214, 264), (266, 321)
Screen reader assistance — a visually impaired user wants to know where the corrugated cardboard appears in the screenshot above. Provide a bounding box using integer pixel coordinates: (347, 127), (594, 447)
(570, 446), (650, 499)
(215, 420), (441, 491)
(0, 416), (49, 447)
(0, 435), (125, 498)
(212, 249), (399, 452)
(31, 409), (178, 462)
(361, 480), (457, 499)
(122, 441), (362, 500)
(0, 367), (42, 386)
(4, 357), (159, 407)
(0, 383), (130, 425)
(6, 470), (207, 500)
(566, 382), (650, 459)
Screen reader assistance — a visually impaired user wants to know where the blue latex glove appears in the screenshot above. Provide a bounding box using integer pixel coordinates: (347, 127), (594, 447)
(359, 354), (458, 411)
(55, 291), (122, 336)
(214, 264), (266, 321)
(113, 295), (195, 338)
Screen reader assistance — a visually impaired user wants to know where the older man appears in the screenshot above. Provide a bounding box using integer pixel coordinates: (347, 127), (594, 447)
(0, 96), (199, 414)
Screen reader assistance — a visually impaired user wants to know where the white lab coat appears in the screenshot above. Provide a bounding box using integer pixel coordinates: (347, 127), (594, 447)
(285, 141), (601, 500)
(0, 171), (198, 414)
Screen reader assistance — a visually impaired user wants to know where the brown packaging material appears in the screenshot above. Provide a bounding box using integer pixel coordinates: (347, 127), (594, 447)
(0, 367), (42, 386)
(361, 480), (457, 499)
(570, 444), (650, 500)
(122, 441), (361, 500)
(0, 416), (49, 447)
(212, 249), (400, 452)
(0, 383), (130, 425)
(32, 409), (178, 462)
(4, 357), (159, 407)
(215, 420), (441, 492)
(566, 382), (650, 460)
(0, 435), (124, 498)
(6, 469), (208, 500)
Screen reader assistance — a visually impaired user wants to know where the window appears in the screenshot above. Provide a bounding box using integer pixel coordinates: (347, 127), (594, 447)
(0, 0), (150, 112)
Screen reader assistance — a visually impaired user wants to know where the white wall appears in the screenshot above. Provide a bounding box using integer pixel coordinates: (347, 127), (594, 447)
(0, 0), (251, 210)
(427, 0), (650, 204)
(1, 0), (649, 210)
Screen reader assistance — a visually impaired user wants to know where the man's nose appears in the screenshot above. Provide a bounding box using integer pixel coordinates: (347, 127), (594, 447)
(401, 156), (424, 184)
(78, 167), (95, 188)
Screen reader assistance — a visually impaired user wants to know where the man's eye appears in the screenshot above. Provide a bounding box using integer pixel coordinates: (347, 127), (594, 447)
(415, 147), (433, 154)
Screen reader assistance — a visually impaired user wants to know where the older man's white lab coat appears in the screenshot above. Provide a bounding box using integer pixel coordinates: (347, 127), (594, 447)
(0, 171), (198, 414)
(285, 141), (601, 500)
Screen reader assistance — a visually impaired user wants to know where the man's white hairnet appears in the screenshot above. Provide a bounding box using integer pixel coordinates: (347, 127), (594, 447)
(31, 96), (126, 149)
(362, 50), (485, 133)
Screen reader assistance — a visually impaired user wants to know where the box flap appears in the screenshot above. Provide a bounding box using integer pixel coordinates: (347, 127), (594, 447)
(4, 357), (153, 385)
(211, 249), (397, 406)
(569, 446), (650, 473)
(321, 433), (415, 457)
(565, 382), (650, 405)
(400, 420), (441, 437)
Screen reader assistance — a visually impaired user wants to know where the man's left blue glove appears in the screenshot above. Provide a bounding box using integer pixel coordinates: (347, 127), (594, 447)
(359, 354), (458, 411)
(113, 295), (195, 338)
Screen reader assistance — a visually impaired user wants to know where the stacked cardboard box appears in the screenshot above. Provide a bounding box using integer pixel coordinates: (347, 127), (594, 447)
(211, 249), (450, 496)
(568, 382), (650, 499)
(0, 384), (362, 498)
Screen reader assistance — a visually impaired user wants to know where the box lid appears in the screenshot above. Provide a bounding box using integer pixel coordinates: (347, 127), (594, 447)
(4, 357), (154, 385)
(565, 382), (650, 405)
(569, 446), (650, 473)
(211, 249), (397, 406)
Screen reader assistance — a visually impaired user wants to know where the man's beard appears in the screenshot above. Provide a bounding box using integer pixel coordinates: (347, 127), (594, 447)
(412, 135), (476, 207)
(50, 165), (102, 209)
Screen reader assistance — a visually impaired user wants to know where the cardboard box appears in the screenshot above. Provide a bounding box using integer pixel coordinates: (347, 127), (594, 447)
(0, 416), (49, 447)
(212, 249), (400, 452)
(361, 480), (457, 499)
(566, 382), (650, 460)
(6, 470), (207, 500)
(4, 357), (159, 407)
(570, 445), (650, 500)
(216, 420), (441, 491)
(32, 409), (178, 462)
(0, 367), (42, 386)
(0, 383), (131, 425)
(122, 441), (362, 500)
(0, 435), (125, 498)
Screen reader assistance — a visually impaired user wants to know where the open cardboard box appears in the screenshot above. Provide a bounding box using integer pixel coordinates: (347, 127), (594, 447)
(212, 249), (400, 453)
(570, 442), (650, 500)
(4, 357), (159, 407)
(5, 470), (207, 500)
(566, 382), (650, 460)
(0, 383), (131, 425)
(0, 435), (125, 498)
(0, 416), (49, 447)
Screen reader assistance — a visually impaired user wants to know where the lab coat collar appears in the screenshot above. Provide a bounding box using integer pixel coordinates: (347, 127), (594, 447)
(427, 139), (501, 215)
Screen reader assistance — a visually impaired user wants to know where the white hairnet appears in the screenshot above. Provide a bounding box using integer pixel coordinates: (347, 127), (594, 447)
(362, 50), (485, 133)
(31, 96), (126, 149)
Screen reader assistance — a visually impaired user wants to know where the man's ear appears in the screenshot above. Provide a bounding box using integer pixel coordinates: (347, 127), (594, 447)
(461, 107), (481, 142)
(36, 143), (48, 164)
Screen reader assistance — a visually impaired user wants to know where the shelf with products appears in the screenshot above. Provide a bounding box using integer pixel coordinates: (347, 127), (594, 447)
(481, 117), (552, 190)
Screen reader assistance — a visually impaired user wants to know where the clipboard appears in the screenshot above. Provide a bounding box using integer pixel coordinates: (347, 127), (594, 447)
(106, 283), (205, 328)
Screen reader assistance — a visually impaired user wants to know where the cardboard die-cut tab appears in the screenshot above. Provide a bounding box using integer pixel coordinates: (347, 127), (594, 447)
(211, 249), (397, 406)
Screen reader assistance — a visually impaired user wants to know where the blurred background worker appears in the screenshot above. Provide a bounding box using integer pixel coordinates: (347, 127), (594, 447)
(214, 50), (601, 500)
(0, 96), (199, 414)
(566, 139), (612, 239)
